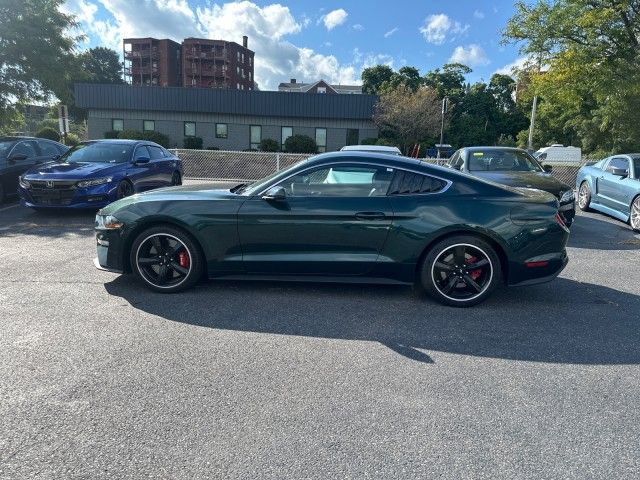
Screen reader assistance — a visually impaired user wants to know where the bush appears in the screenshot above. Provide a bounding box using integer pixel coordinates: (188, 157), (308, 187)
(284, 134), (317, 153)
(183, 136), (203, 149)
(36, 126), (60, 142)
(64, 133), (80, 146)
(360, 137), (378, 145)
(206, 146), (220, 150)
(140, 131), (170, 148)
(259, 138), (279, 152)
(104, 130), (120, 139)
(117, 129), (145, 140)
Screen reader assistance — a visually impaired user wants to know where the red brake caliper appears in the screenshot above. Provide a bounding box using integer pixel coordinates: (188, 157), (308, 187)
(178, 251), (190, 268)
(466, 255), (482, 280)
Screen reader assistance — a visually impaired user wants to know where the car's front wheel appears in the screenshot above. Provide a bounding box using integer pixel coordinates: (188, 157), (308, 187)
(171, 171), (182, 186)
(420, 235), (502, 307)
(578, 181), (591, 211)
(130, 226), (203, 293)
(630, 196), (640, 232)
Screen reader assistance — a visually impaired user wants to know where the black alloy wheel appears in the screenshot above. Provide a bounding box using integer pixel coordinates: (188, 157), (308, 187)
(578, 182), (591, 211)
(171, 171), (182, 186)
(131, 226), (203, 293)
(116, 180), (134, 199)
(421, 235), (501, 307)
(630, 196), (640, 232)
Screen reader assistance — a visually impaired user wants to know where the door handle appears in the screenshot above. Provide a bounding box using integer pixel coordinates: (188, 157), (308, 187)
(355, 211), (386, 220)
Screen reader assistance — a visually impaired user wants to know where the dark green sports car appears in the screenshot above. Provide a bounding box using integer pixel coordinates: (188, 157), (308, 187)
(94, 152), (569, 307)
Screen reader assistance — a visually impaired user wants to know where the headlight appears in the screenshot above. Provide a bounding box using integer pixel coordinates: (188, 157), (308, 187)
(560, 190), (575, 203)
(77, 177), (113, 188)
(95, 214), (123, 230)
(19, 176), (31, 189)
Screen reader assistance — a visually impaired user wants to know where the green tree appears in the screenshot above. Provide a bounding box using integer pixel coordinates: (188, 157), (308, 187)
(0, 0), (79, 129)
(382, 66), (423, 92)
(361, 65), (394, 94)
(79, 47), (124, 84)
(504, 0), (640, 153)
(373, 85), (442, 152)
(423, 63), (472, 103)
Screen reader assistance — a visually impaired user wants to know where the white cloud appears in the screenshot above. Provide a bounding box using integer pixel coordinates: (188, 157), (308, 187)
(352, 23), (364, 31)
(473, 10), (485, 19)
(384, 27), (399, 38)
(419, 13), (469, 45)
(449, 44), (490, 66)
(63, 1), (369, 90)
(494, 57), (528, 76)
(321, 9), (348, 30)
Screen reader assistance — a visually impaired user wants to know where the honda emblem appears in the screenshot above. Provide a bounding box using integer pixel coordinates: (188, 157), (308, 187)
(46, 180), (54, 188)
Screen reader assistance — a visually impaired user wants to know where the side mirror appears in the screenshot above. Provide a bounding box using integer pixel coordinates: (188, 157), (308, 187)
(8, 153), (28, 162)
(543, 164), (553, 173)
(609, 167), (628, 177)
(134, 156), (150, 165)
(261, 185), (286, 201)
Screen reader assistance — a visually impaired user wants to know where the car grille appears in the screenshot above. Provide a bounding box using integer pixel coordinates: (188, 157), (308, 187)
(28, 181), (77, 205)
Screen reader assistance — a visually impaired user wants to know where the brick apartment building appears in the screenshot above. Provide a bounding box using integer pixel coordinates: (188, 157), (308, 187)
(124, 36), (254, 90)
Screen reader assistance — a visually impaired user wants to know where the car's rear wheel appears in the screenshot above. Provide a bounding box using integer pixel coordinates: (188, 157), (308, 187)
(630, 196), (640, 232)
(130, 226), (203, 293)
(420, 235), (502, 307)
(171, 171), (182, 186)
(116, 180), (134, 199)
(578, 182), (591, 211)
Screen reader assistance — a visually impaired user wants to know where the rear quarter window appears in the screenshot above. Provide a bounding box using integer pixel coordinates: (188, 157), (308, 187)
(388, 170), (447, 195)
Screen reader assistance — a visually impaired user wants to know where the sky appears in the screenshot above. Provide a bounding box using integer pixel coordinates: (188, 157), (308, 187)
(61, 0), (527, 91)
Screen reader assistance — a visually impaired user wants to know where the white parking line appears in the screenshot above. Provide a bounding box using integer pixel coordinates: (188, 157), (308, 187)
(0, 203), (19, 213)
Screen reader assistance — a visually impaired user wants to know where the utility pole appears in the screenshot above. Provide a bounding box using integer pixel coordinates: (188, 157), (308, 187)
(527, 95), (538, 152)
(438, 97), (448, 158)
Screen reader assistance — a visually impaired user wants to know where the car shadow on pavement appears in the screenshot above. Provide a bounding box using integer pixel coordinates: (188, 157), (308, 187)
(569, 213), (640, 250)
(104, 276), (640, 365)
(0, 206), (96, 238)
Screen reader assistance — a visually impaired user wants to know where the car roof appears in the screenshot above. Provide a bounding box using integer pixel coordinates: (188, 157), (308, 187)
(80, 139), (157, 146)
(340, 145), (402, 153)
(305, 151), (450, 173)
(462, 146), (526, 152)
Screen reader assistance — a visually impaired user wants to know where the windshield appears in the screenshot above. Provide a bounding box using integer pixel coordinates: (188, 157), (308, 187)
(236, 157), (313, 195)
(468, 150), (543, 172)
(60, 142), (134, 164)
(0, 141), (15, 156)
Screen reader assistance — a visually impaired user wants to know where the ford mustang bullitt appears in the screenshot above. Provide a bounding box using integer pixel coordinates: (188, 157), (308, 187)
(95, 152), (570, 307)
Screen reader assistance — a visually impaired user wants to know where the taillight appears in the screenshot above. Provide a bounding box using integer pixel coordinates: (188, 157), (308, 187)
(555, 212), (569, 232)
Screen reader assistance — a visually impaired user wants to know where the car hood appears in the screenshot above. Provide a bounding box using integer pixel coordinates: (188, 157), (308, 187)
(23, 161), (125, 179)
(471, 171), (570, 198)
(99, 184), (238, 215)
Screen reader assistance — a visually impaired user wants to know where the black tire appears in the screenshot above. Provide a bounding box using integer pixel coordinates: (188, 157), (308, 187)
(578, 181), (591, 212)
(171, 171), (182, 186)
(630, 196), (640, 232)
(116, 180), (134, 199)
(129, 225), (204, 293)
(420, 235), (502, 307)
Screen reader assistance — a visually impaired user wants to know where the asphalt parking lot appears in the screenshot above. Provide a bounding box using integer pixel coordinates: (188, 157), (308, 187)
(1, 194), (639, 479)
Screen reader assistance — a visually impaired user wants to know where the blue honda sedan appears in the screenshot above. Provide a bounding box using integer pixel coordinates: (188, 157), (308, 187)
(18, 140), (183, 209)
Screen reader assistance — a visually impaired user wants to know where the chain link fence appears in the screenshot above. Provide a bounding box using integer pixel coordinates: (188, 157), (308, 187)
(171, 149), (589, 188)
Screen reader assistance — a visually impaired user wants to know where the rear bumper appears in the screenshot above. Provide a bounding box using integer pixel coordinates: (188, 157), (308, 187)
(508, 250), (568, 287)
(559, 200), (575, 226)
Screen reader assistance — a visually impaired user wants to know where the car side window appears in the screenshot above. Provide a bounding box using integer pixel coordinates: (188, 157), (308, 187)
(449, 151), (463, 170)
(148, 146), (165, 160)
(37, 140), (60, 157)
(277, 164), (394, 197)
(11, 141), (39, 159)
(134, 146), (150, 161)
(387, 170), (448, 195)
(607, 157), (629, 173)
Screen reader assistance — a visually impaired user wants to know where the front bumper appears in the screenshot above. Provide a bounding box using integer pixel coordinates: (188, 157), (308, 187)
(94, 228), (126, 273)
(18, 183), (116, 209)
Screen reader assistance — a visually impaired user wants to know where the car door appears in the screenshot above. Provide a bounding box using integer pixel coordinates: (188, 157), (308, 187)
(128, 145), (155, 191)
(237, 162), (395, 276)
(598, 157), (633, 212)
(6, 140), (43, 194)
(147, 145), (172, 185)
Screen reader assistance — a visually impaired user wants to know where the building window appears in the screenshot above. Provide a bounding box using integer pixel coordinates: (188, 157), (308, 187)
(237, 66), (240, 74)
(237, 83), (240, 89)
(184, 122), (196, 137)
(216, 123), (228, 139)
(250, 125), (261, 150)
(112, 119), (124, 132)
(346, 128), (359, 145)
(315, 128), (327, 153)
(317, 87), (327, 94)
(242, 53), (245, 63)
(237, 51), (240, 61)
(143, 120), (155, 132)
(249, 72), (252, 81)
(281, 126), (292, 148)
